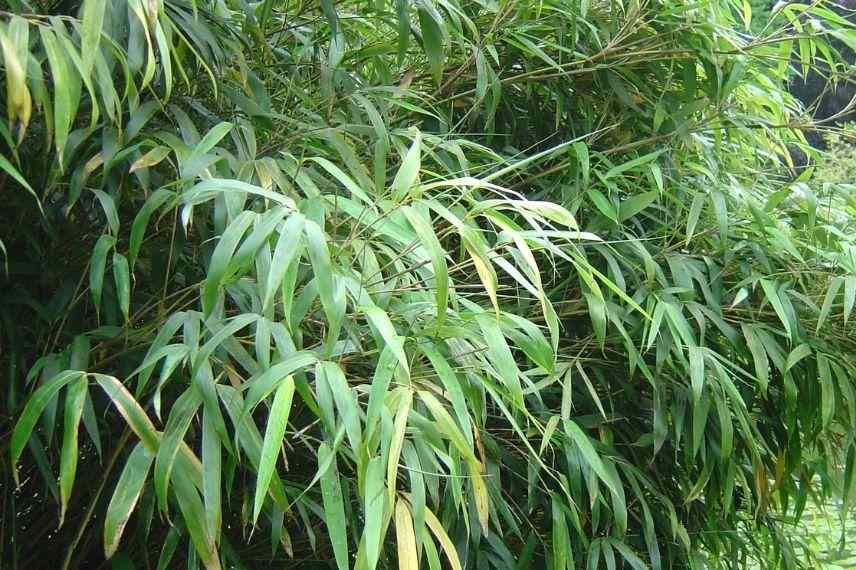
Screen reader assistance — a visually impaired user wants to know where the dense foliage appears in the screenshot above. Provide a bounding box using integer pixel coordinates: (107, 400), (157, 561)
(2, 0), (856, 568)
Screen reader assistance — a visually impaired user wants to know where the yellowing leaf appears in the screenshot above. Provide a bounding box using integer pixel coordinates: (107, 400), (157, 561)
(395, 501), (419, 570)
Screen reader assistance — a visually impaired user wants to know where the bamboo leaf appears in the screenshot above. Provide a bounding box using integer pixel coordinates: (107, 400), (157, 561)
(387, 390), (412, 507)
(395, 500), (419, 570)
(618, 191), (658, 221)
(361, 305), (409, 377)
(318, 443), (349, 570)
(10, 371), (85, 483)
(113, 252), (131, 322)
(80, 0), (106, 74)
(759, 279), (793, 340)
(817, 277), (842, 333)
(424, 506), (463, 570)
(93, 374), (159, 453)
(104, 443), (154, 558)
(253, 375), (295, 526)
(90, 234), (115, 314)
(391, 132), (421, 200)
(364, 455), (386, 570)
(59, 373), (88, 525)
(130, 145), (171, 173)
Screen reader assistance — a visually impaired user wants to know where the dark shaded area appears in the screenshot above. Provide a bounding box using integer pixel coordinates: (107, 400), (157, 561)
(788, 0), (856, 147)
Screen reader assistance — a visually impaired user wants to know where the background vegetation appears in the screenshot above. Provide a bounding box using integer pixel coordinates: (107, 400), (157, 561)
(2, 0), (856, 569)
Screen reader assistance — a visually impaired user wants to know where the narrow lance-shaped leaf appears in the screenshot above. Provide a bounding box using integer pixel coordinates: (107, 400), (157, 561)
(202, 211), (255, 316)
(361, 305), (409, 377)
(401, 205), (448, 326)
(424, 505), (463, 570)
(417, 6), (445, 85)
(92, 374), (160, 453)
(154, 386), (202, 514)
(104, 443), (154, 559)
(80, 0), (106, 74)
(172, 458), (221, 570)
(90, 234), (115, 315)
(263, 213), (304, 312)
(817, 277), (843, 333)
(129, 189), (175, 269)
(318, 443), (349, 570)
(364, 455), (386, 570)
(253, 375), (295, 526)
(395, 500), (419, 570)
(391, 132), (421, 200)
(113, 252), (131, 322)
(59, 373), (88, 525)
(387, 390), (412, 506)
(759, 279), (793, 341)
(202, 407), (222, 542)
(10, 371), (86, 484)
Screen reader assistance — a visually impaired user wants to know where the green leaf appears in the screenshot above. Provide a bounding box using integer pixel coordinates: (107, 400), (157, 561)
(759, 279), (793, 341)
(242, 352), (317, 416)
(476, 313), (523, 405)
(391, 132), (421, 200)
(618, 191), (658, 221)
(253, 375), (295, 526)
(59, 372), (88, 525)
(364, 455), (386, 570)
(91, 188), (120, 235)
(387, 390), (412, 507)
(563, 419), (621, 498)
(613, 540), (647, 570)
(154, 387), (202, 514)
(817, 277), (843, 333)
(689, 346), (705, 403)
(93, 374), (160, 453)
(685, 192), (705, 245)
(551, 494), (569, 570)
(113, 252), (131, 322)
(417, 5), (445, 85)
(80, 0), (106, 74)
(365, 347), (398, 446)
(104, 443), (154, 558)
(10, 370), (85, 484)
(317, 361), (362, 454)
(587, 189), (618, 223)
(419, 391), (477, 465)
(318, 443), (349, 570)
(603, 150), (664, 180)
(172, 456), (221, 570)
(90, 234), (115, 315)
(424, 506), (463, 570)
(310, 157), (373, 205)
(361, 305), (409, 377)
(129, 189), (175, 269)
(584, 293), (606, 348)
(40, 26), (80, 164)
(401, 205), (448, 326)
(193, 122), (233, 157)
(742, 324), (769, 394)
(202, 211), (255, 316)
(573, 142), (590, 187)
(304, 219), (342, 350)
(818, 355), (835, 430)
(784, 343), (811, 373)
(461, 226), (500, 315)
(202, 408), (222, 540)
(844, 276), (856, 325)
